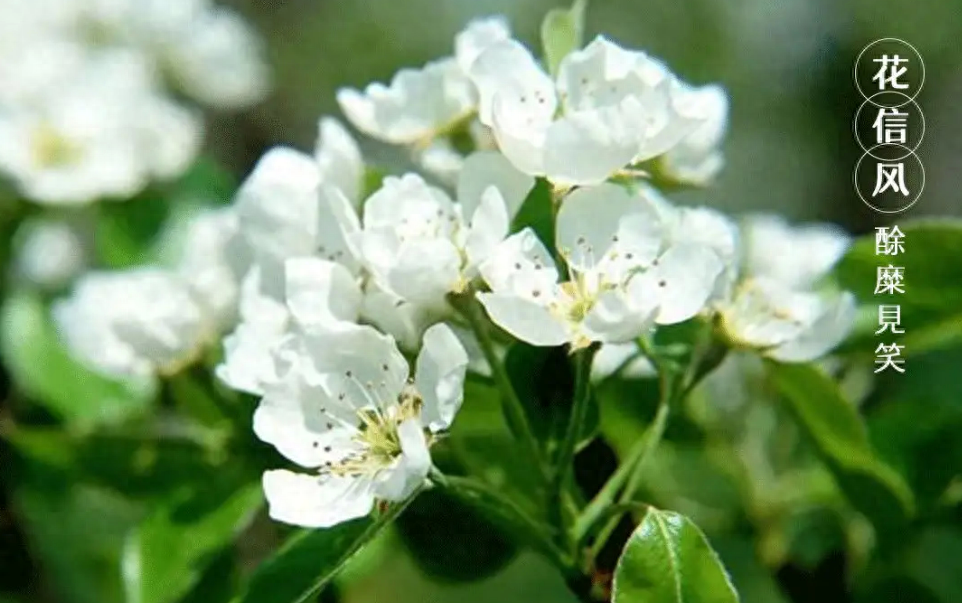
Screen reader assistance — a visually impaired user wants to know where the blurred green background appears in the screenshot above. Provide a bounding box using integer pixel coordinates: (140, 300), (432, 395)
(1, 1), (960, 602)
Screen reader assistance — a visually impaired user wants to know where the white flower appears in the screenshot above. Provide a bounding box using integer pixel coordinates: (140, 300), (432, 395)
(469, 36), (707, 185)
(233, 129), (362, 297)
(650, 190), (740, 301)
(174, 207), (249, 332)
(13, 217), (87, 289)
(53, 268), (210, 379)
(660, 83), (729, 185)
(0, 52), (201, 205)
(355, 151), (533, 311)
(337, 17), (509, 146)
(477, 183), (724, 348)
(217, 257), (363, 396)
(160, 6), (270, 109)
(741, 214), (850, 290)
(719, 278), (856, 363)
(257, 323), (468, 528)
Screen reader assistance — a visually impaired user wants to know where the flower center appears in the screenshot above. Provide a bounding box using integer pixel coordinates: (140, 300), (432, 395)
(325, 387), (424, 478)
(32, 123), (81, 168)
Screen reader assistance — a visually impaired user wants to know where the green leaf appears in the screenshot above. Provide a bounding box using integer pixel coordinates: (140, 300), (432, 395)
(765, 361), (915, 534)
(612, 508), (739, 603)
(541, 0), (589, 76)
(511, 178), (555, 249)
(13, 480), (142, 603)
(95, 192), (171, 268)
(235, 500), (413, 603)
(0, 291), (153, 427)
(504, 342), (599, 460)
(396, 488), (518, 583)
(7, 427), (225, 500)
(122, 481), (262, 603)
(835, 218), (962, 355)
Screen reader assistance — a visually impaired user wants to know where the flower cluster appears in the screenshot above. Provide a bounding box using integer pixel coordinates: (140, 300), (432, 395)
(0, 0), (269, 205)
(53, 14), (856, 528)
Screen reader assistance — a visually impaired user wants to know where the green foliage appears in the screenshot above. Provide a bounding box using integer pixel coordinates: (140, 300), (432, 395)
(0, 290), (153, 428)
(504, 342), (599, 460)
(836, 219), (962, 356)
(396, 488), (519, 582)
(765, 362), (915, 536)
(612, 509), (739, 603)
(122, 482), (262, 603)
(234, 501), (413, 603)
(541, 0), (589, 76)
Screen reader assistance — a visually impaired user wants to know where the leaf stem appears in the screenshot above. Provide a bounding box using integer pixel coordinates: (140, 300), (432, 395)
(553, 345), (597, 533)
(582, 335), (673, 561)
(449, 291), (548, 481)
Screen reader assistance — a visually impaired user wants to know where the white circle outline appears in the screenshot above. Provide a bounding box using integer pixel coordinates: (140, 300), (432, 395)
(852, 92), (925, 161)
(853, 144), (925, 214)
(853, 38), (926, 108)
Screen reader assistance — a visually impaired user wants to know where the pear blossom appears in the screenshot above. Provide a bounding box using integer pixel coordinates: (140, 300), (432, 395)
(257, 323), (468, 528)
(715, 215), (856, 363)
(468, 36), (716, 185)
(0, 52), (201, 205)
(174, 207), (249, 332)
(217, 258), (363, 396)
(660, 83), (729, 186)
(53, 268), (211, 379)
(354, 151), (533, 312)
(233, 119), (364, 297)
(337, 17), (509, 147)
(741, 214), (850, 289)
(477, 184), (724, 348)
(719, 278), (856, 363)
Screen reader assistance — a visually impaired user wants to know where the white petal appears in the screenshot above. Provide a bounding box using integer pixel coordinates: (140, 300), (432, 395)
(543, 103), (643, 185)
(464, 186), (510, 272)
(315, 117), (363, 207)
(374, 419), (431, 502)
(770, 292), (856, 362)
(262, 470), (375, 528)
(556, 183), (662, 277)
(336, 58), (476, 144)
(284, 257), (361, 328)
(454, 16), (511, 72)
(253, 370), (357, 468)
(415, 323), (468, 432)
(591, 342), (657, 381)
(479, 228), (558, 299)
(743, 214), (851, 289)
(456, 150), (534, 218)
(630, 244), (723, 324)
(582, 289), (657, 343)
(388, 239), (462, 308)
(477, 292), (568, 347)
(235, 147), (320, 296)
(469, 39), (555, 126)
(359, 284), (439, 353)
(299, 324), (409, 412)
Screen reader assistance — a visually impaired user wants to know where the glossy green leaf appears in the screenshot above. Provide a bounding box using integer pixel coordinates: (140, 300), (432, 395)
(612, 509), (739, 603)
(396, 488), (518, 583)
(122, 481), (262, 603)
(504, 342), (598, 460)
(541, 0), (588, 76)
(235, 499), (412, 603)
(766, 361), (915, 533)
(0, 291), (153, 427)
(835, 218), (962, 355)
